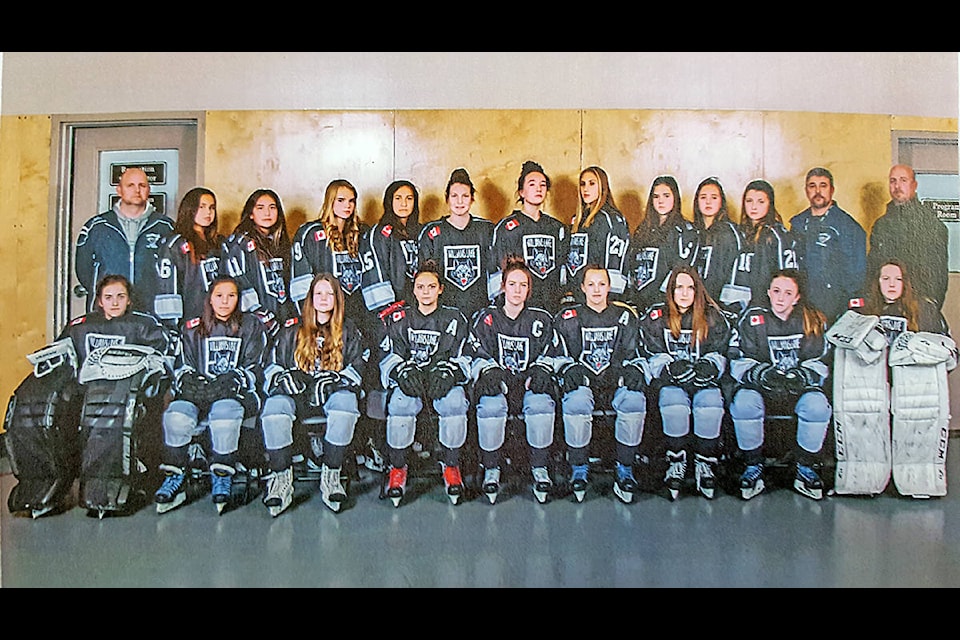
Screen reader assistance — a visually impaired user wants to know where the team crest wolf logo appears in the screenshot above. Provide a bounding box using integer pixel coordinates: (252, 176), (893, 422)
(633, 247), (659, 291)
(408, 329), (440, 365)
(567, 233), (588, 276)
(85, 333), (126, 357)
(498, 335), (529, 374)
(523, 234), (555, 280)
(768, 334), (802, 371)
(334, 251), (362, 295)
(664, 328), (696, 361)
(260, 258), (288, 302)
(444, 245), (480, 291)
(580, 326), (617, 374)
(204, 337), (241, 377)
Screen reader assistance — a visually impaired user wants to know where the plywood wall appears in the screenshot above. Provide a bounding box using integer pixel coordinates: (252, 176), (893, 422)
(1, 109), (957, 411)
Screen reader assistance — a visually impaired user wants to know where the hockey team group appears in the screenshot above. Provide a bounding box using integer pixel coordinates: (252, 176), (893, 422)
(3, 159), (955, 520)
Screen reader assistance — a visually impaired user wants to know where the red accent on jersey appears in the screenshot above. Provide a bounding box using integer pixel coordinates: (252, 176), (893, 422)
(381, 225), (393, 237)
(650, 309), (662, 320)
(483, 313), (493, 326)
(180, 241), (191, 254)
(246, 240), (256, 252)
(186, 317), (201, 329)
(849, 297), (865, 308)
(749, 314), (764, 326)
(562, 309), (577, 319)
(505, 219), (519, 231)
(378, 300), (406, 320)
(70, 316), (86, 326)
(284, 317), (299, 328)
(392, 310), (405, 322)
(428, 226), (440, 239)
(314, 229), (327, 241)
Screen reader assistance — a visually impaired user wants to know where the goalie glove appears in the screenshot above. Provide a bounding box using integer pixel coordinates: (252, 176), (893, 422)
(425, 360), (467, 399)
(390, 360), (423, 398)
(309, 370), (342, 408)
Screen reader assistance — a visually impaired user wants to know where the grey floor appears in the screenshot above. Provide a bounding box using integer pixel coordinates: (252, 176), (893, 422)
(4, 440), (960, 588)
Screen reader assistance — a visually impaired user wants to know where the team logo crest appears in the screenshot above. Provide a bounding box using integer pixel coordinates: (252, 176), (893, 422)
(768, 334), (802, 371)
(144, 233), (161, 250)
(200, 256), (220, 290)
(580, 326), (617, 375)
(567, 232), (588, 276)
(664, 328), (696, 361)
(444, 244), (481, 291)
(333, 251), (363, 295)
(85, 333), (125, 357)
(633, 247), (659, 291)
(259, 258), (288, 302)
(400, 239), (419, 279)
(879, 315), (908, 346)
(204, 336), (242, 377)
(408, 329), (440, 365)
(523, 234), (555, 280)
(498, 334), (529, 374)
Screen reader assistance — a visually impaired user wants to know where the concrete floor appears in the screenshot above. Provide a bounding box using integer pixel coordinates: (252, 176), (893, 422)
(3, 440), (960, 588)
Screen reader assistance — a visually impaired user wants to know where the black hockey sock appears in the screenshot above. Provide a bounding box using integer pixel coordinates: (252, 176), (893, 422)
(529, 446), (550, 469)
(266, 445), (293, 472)
(481, 449), (500, 470)
(440, 445), (459, 467)
(695, 436), (720, 459)
(323, 442), (347, 469)
(616, 442), (637, 467)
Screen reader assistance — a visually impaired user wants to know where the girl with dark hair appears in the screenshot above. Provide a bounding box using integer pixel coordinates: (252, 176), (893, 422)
(259, 272), (366, 514)
(691, 177), (744, 310)
(626, 175), (699, 314)
(418, 167), (496, 321)
(469, 257), (559, 504)
(852, 259), (948, 345)
(377, 261), (472, 507)
(154, 276), (268, 514)
(155, 187), (224, 329)
(566, 166), (631, 304)
(361, 180), (423, 313)
(638, 265), (731, 500)
(223, 189), (296, 335)
(728, 268), (831, 502)
(490, 160), (570, 315)
(731, 179), (797, 312)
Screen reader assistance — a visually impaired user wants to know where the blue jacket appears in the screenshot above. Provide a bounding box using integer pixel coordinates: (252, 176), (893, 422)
(74, 206), (174, 313)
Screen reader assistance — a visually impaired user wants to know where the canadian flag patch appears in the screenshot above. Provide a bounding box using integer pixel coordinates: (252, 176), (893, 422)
(650, 308), (662, 320)
(562, 309), (577, 319)
(186, 317), (201, 329)
(849, 297), (864, 308)
(749, 314), (764, 326)
(314, 229), (327, 241)
(70, 316), (86, 326)
(381, 225), (393, 237)
(180, 241), (191, 254)
(284, 317), (299, 328)
(246, 240), (256, 252)
(505, 219), (519, 231)
(392, 310), (406, 322)
(428, 226), (440, 239)
(483, 313), (493, 326)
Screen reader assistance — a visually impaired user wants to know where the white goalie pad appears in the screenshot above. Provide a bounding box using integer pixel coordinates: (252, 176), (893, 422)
(831, 342), (891, 495)
(826, 311), (887, 365)
(26, 338), (78, 378)
(888, 331), (958, 370)
(79, 344), (167, 384)
(891, 355), (951, 498)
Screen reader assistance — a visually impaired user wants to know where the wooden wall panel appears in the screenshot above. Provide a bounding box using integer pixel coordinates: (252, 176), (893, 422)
(0, 115), (52, 410)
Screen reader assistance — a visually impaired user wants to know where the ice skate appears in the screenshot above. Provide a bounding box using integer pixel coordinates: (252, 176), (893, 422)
(263, 467), (294, 517)
(386, 465), (407, 508)
(482, 467), (501, 504)
(320, 464), (346, 513)
(695, 454), (718, 500)
(155, 467), (187, 515)
(364, 438), (386, 473)
(613, 461), (637, 504)
(740, 463), (765, 500)
(664, 450), (687, 501)
(210, 464), (234, 514)
(441, 463), (463, 505)
(532, 466), (552, 504)
(794, 463), (824, 501)
(570, 464), (589, 503)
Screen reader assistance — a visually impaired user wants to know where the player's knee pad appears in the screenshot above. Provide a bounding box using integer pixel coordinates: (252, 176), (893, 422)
(325, 389), (360, 417)
(433, 385), (468, 418)
(162, 400), (200, 448)
(730, 388), (765, 422)
(561, 386), (594, 416)
(386, 414), (417, 450)
(388, 388), (423, 419)
(208, 399), (243, 455)
(612, 386), (646, 415)
(526, 412), (555, 450)
(563, 412), (593, 449)
(659, 385), (692, 438)
(523, 390), (555, 418)
(477, 413), (506, 452)
(325, 409), (359, 448)
(614, 411), (645, 448)
(439, 414), (468, 450)
(365, 388), (388, 421)
(477, 394), (508, 421)
(692, 387), (724, 440)
(260, 397), (295, 452)
(796, 391), (831, 454)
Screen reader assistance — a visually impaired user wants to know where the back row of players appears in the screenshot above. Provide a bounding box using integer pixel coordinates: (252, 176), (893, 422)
(61, 161), (950, 517)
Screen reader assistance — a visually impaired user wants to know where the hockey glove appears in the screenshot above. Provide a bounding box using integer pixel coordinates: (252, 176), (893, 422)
(526, 363), (556, 395)
(270, 369), (310, 397)
(559, 363), (591, 395)
(692, 359), (721, 388)
(253, 309), (280, 339)
(786, 367), (821, 394)
(207, 370), (247, 402)
(309, 370), (342, 408)
(743, 362), (774, 390)
(390, 360), (423, 398)
(475, 366), (507, 398)
(426, 361), (466, 399)
(177, 371), (209, 405)
(620, 363), (646, 391)
(665, 359), (696, 386)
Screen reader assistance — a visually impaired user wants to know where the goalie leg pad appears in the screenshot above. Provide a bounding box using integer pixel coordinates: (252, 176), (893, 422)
(891, 361), (950, 497)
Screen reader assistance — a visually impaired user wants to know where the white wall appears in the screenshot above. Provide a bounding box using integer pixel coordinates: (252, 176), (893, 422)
(1, 52), (957, 117)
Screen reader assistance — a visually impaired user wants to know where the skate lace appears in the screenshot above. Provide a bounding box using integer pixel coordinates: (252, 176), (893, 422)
(571, 464), (589, 482)
(267, 469), (292, 499)
(532, 466), (552, 486)
(796, 464), (822, 485)
(388, 466), (407, 490)
(443, 465), (463, 488)
(742, 464), (764, 483)
(616, 462), (635, 483)
(483, 467), (501, 487)
(211, 473), (231, 496)
(665, 459), (686, 481)
(696, 457), (716, 479)
(158, 473), (184, 498)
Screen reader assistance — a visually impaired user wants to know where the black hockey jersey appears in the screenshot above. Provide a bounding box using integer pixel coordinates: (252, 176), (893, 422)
(728, 306), (828, 386)
(733, 223), (797, 309)
(626, 217), (699, 314)
(553, 302), (640, 384)
(693, 219), (743, 308)
(418, 215), (496, 321)
(290, 220), (370, 322)
(490, 210), (569, 315)
(154, 232), (224, 327)
(847, 296), (950, 346)
(58, 309), (172, 365)
(263, 315), (366, 393)
(377, 303), (472, 389)
(223, 230), (297, 324)
(360, 220), (420, 313)
(638, 302), (731, 382)
(469, 304), (558, 379)
(566, 205), (631, 302)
